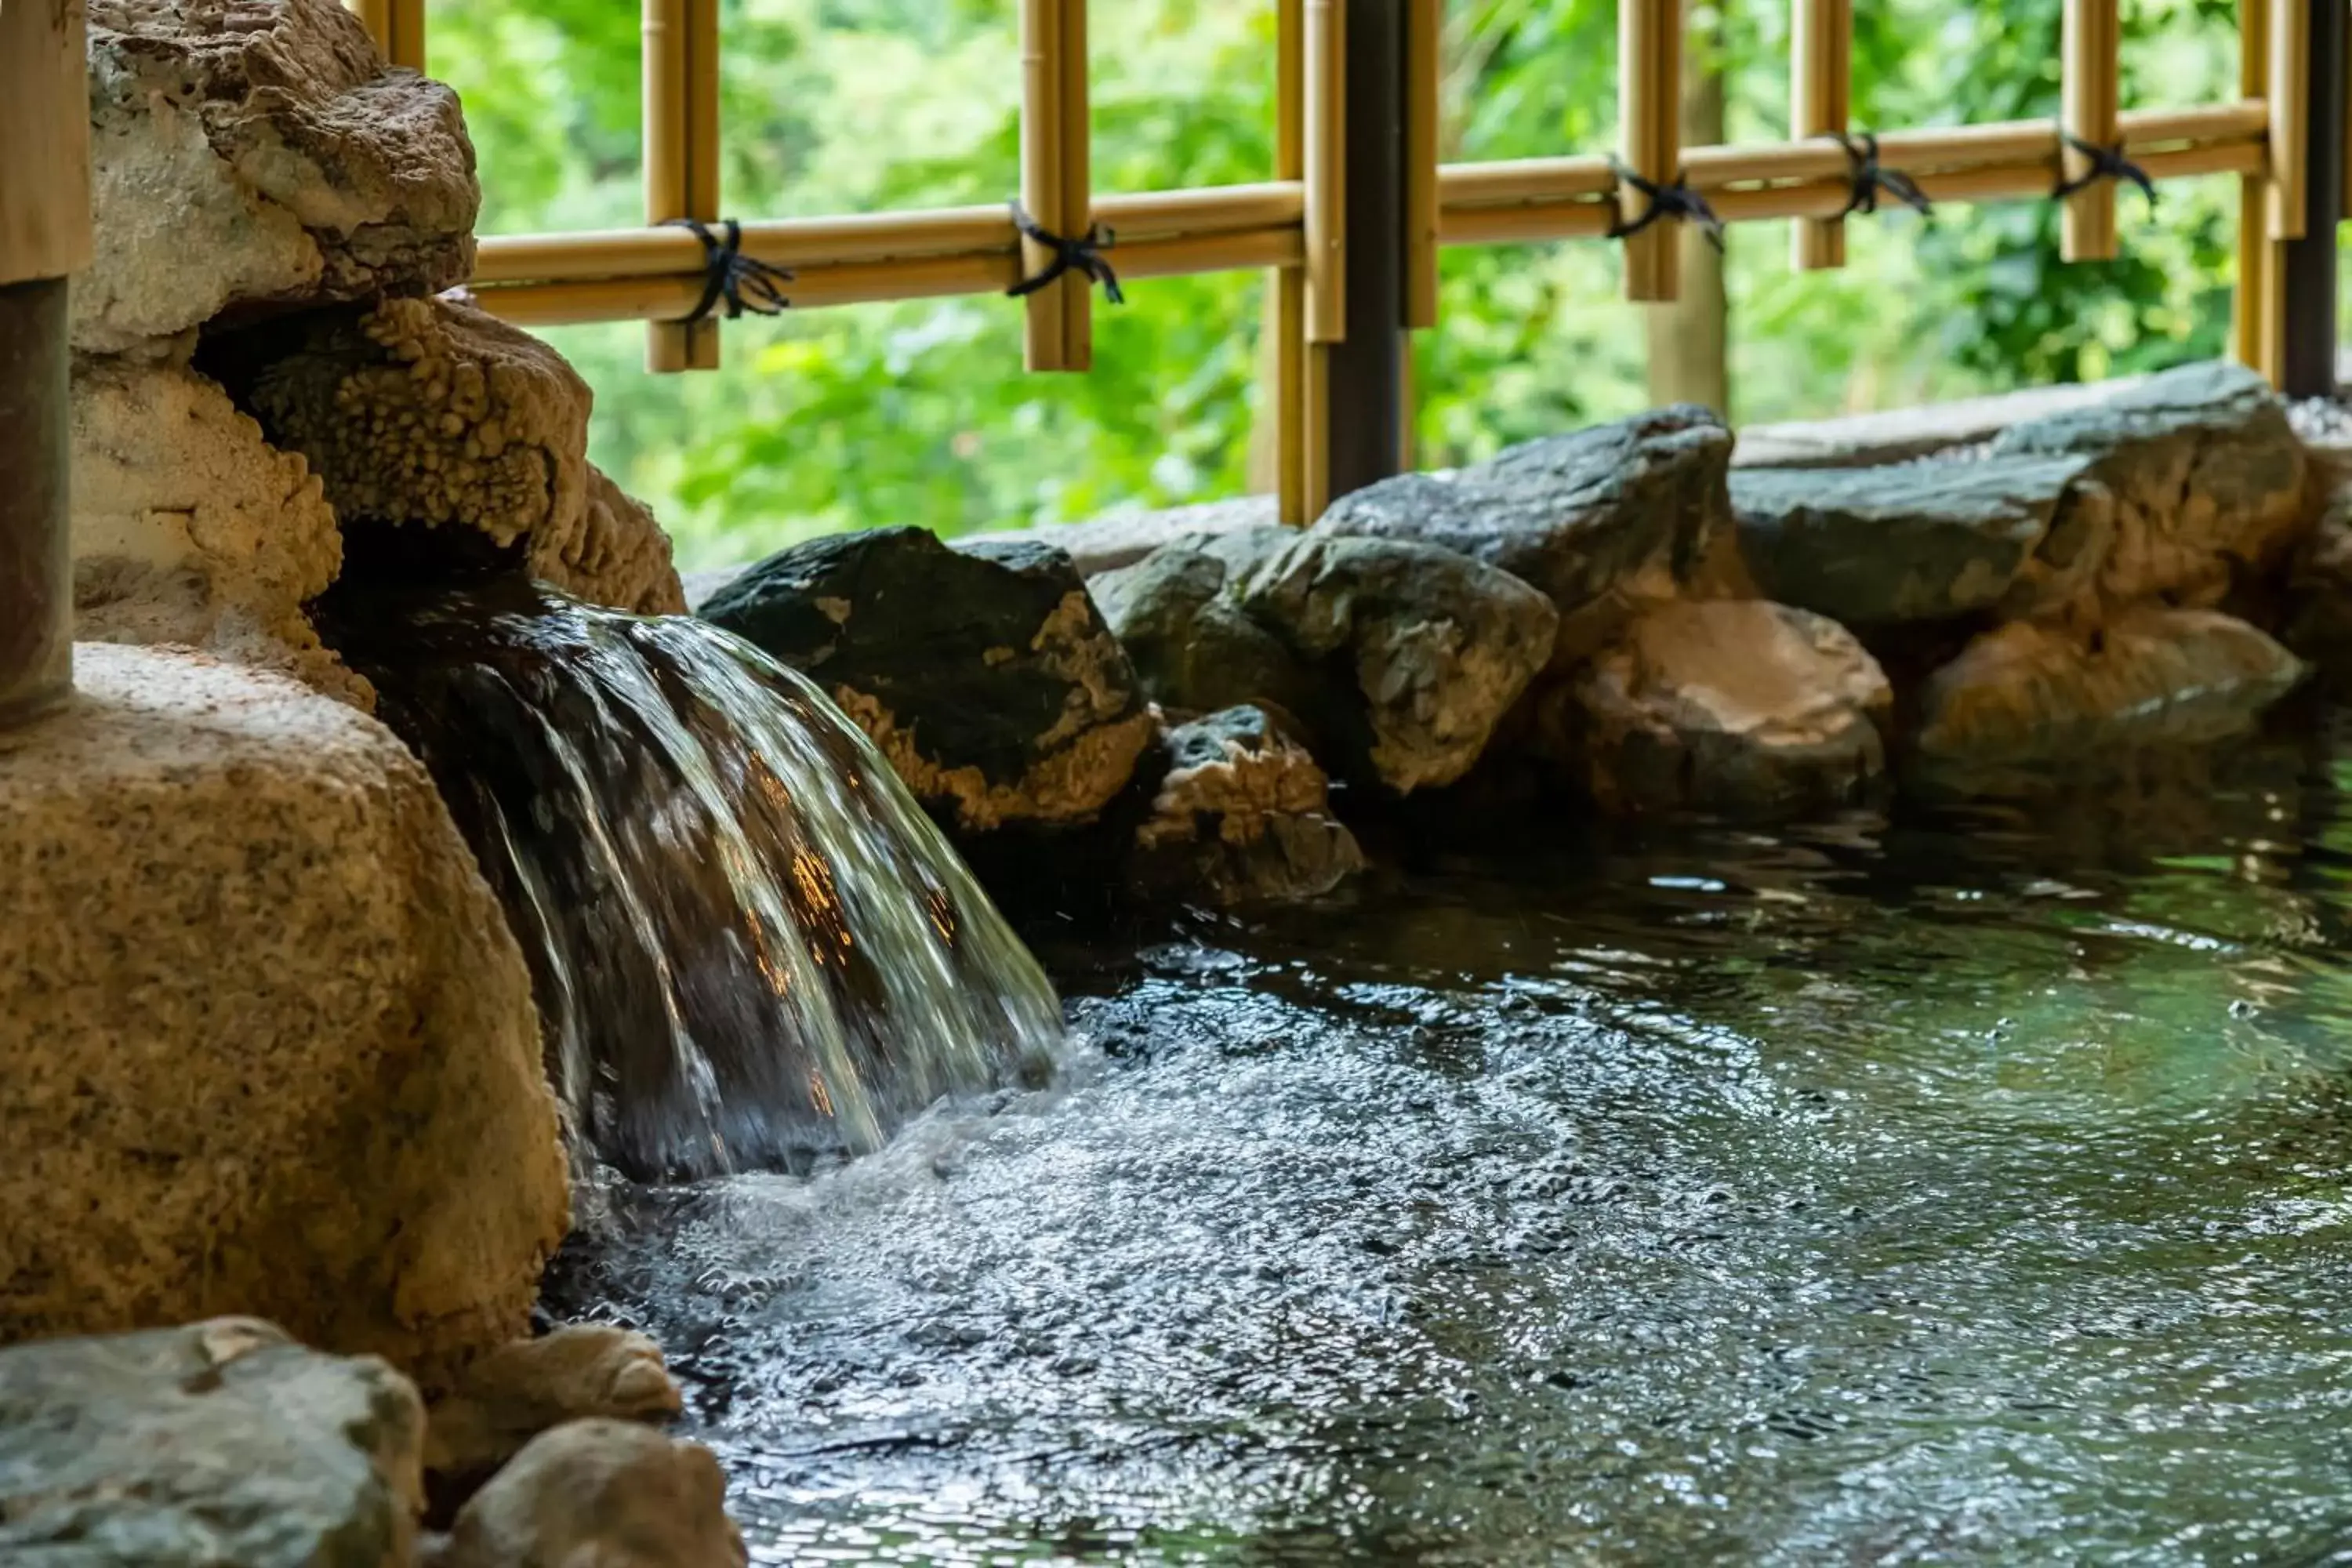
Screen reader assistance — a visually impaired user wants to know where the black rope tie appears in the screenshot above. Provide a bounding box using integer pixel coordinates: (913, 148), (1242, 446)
(1831, 131), (1933, 218)
(1006, 201), (1126, 304)
(1606, 157), (1726, 252)
(662, 217), (793, 323)
(2051, 131), (2157, 205)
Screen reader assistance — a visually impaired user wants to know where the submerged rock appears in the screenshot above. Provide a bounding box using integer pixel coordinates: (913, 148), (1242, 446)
(1566, 599), (1893, 816)
(434, 1419), (746, 1568)
(1315, 406), (1732, 659)
(1131, 706), (1367, 906)
(1730, 452), (2110, 626)
(425, 1327), (681, 1517)
(1912, 607), (2305, 768)
(0, 1318), (425, 1568)
(0, 645), (568, 1380)
(78, 0), (479, 356)
(700, 526), (1155, 832)
(1989, 360), (2309, 607)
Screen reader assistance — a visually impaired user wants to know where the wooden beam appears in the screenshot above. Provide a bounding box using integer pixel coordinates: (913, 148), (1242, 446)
(1323, 0), (1406, 503)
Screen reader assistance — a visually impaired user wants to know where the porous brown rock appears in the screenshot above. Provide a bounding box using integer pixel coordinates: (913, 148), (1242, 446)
(77, 0), (479, 356)
(0, 1318), (427, 1568)
(1566, 599), (1893, 816)
(426, 1327), (683, 1512)
(220, 295), (685, 614)
(69, 356), (368, 704)
(1131, 706), (1367, 906)
(434, 1420), (747, 1568)
(0, 645), (569, 1385)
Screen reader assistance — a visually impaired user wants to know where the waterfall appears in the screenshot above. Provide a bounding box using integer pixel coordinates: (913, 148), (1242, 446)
(318, 573), (1065, 1182)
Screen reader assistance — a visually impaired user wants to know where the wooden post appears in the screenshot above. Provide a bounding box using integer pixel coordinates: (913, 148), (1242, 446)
(1302, 0), (1347, 517)
(683, 0), (722, 369)
(2060, 0), (2122, 261)
(387, 0), (426, 69)
(1620, 0), (1682, 300)
(2284, 0), (2345, 395)
(1791, 0), (1851, 269)
(1018, 0), (1069, 372)
(350, 0), (392, 57)
(2269, 0), (2313, 241)
(1403, 0), (1441, 331)
(1323, 0), (1408, 504)
(1274, 0), (1308, 524)
(2234, 0), (2278, 376)
(0, 0), (92, 726)
(644, 0), (693, 372)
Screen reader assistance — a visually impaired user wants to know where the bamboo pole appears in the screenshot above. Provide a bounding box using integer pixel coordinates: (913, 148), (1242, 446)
(1404, 0), (1442, 330)
(1791, 0), (1851, 269)
(350, 0), (392, 58)
(1305, 0), (1347, 343)
(2269, 0), (2310, 238)
(1018, 0), (1069, 371)
(2060, 0), (2122, 261)
(1276, 0), (1308, 524)
(1305, 345), (1333, 520)
(683, 0), (722, 368)
(1619, 0), (1682, 300)
(1061, 0), (1094, 369)
(644, 0), (693, 372)
(2236, 0), (2278, 376)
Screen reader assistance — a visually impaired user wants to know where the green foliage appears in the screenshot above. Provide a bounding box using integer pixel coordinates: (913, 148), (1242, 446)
(428, 0), (2248, 570)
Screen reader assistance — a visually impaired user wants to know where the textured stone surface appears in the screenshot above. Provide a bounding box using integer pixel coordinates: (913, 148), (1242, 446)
(69, 357), (367, 703)
(1314, 406), (1731, 660)
(1730, 452), (2110, 626)
(1131, 706), (1366, 906)
(1090, 528), (1327, 735)
(1990, 360), (2309, 606)
(0, 1318), (424, 1568)
(1912, 607), (2305, 765)
(426, 1327), (682, 1512)
(78, 0), (478, 355)
(700, 527), (1155, 832)
(2281, 488), (2352, 660)
(436, 1419), (746, 1568)
(1568, 599), (1893, 816)
(1733, 379), (2124, 470)
(0, 646), (568, 1382)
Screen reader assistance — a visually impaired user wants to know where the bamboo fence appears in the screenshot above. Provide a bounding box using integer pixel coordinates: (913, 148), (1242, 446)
(353, 0), (2316, 520)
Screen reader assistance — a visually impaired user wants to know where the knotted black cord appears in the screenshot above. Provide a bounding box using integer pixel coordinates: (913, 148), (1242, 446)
(1830, 131), (1933, 218)
(1006, 201), (1126, 303)
(2050, 131), (2157, 205)
(1606, 157), (1726, 252)
(662, 218), (793, 322)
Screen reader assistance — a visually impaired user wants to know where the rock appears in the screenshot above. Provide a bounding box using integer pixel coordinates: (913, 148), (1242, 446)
(1989, 360), (2309, 606)
(0, 1317), (425, 1568)
(78, 0), (478, 356)
(575, 466), (690, 615)
(1567, 599), (1893, 816)
(1732, 380), (2124, 470)
(2279, 487), (2352, 662)
(426, 1327), (682, 1512)
(967, 494), (1282, 578)
(1089, 528), (1327, 732)
(0, 646), (568, 1383)
(1912, 607), (2305, 766)
(1130, 706), (1367, 906)
(69, 357), (369, 704)
(434, 1420), (746, 1568)
(1730, 452), (2111, 626)
(699, 526), (1156, 832)
(1314, 406), (1732, 661)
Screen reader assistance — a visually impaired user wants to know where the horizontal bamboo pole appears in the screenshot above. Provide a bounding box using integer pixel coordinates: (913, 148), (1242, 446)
(473, 227), (1303, 328)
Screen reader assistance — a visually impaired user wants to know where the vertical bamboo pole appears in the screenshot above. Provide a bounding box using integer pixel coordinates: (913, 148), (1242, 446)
(1620, 0), (1681, 301)
(2235, 0), (2279, 376)
(1276, 0), (1308, 524)
(1018, 0), (1070, 372)
(1404, 0), (1441, 330)
(683, 0), (723, 368)
(2269, 0), (2311, 239)
(1305, 0), (1348, 345)
(386, 0), (426, 69)
(2060, 0), (2121, 261)
(1060, 0), (1094, 369)
(1791, 0), (1851, 270)
(0, 0), (91, 726)
(644, 0), (692, 372)
(350, 0), (393, 58)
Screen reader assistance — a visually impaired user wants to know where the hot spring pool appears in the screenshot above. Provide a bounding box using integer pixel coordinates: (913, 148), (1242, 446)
(553, 709), (2352, 1565)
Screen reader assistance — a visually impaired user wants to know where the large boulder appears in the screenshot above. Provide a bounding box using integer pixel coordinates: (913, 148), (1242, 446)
(1314, 406), (1732, 660)
(1730, 452), (2111, 626)
(1565, 599), (1893, 816)
(78, 0), (479, 357)
(69, 357), (368, 703)
(1912, 607), (2305, 767)
(1130, 706), (1367, 906)
(699, 527), (1156, 832)
(434, 1419), (746, 1568)
(0, 1318), (425, 1568)
(0, 646), (569, 1382)
(209, 296), (685, 614)
(1988, 360), (2309, 607)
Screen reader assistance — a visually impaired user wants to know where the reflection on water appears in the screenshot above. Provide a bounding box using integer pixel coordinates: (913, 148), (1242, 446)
(556, 708), (2352, 1564)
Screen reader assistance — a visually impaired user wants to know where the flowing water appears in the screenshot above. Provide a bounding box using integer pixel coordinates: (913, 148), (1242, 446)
(319, 575), (1063, 1182)
(536, 706), (2352, 1566)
